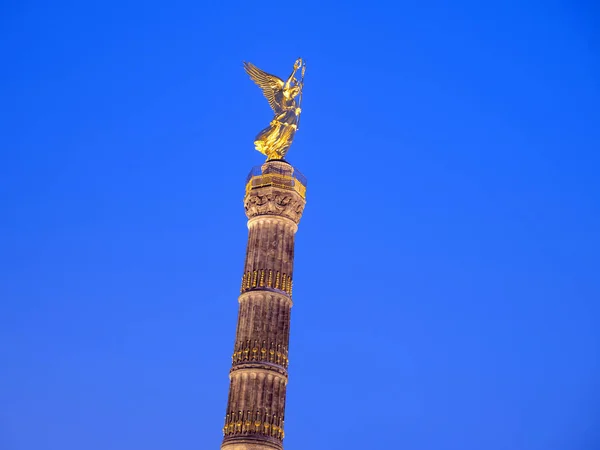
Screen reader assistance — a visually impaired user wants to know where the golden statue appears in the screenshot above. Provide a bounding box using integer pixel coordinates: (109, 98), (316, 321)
(244, 58), (306, 160)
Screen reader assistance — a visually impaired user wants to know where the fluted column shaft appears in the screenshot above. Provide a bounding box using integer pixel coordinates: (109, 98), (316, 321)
(221, 160), (306, 450)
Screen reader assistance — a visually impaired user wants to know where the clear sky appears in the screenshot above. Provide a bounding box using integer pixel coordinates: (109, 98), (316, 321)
(1, 1), (599, 450)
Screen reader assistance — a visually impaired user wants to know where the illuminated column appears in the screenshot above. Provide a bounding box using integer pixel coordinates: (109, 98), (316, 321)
(221, 159), (306, 450)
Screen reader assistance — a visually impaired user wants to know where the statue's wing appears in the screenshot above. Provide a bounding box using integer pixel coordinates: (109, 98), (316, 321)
(244, 62), (285, 113)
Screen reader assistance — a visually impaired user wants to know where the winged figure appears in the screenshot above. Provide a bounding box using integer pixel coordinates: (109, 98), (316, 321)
(244, 58), (305, 161)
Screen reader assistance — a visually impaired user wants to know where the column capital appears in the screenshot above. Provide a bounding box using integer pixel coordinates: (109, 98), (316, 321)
(244, 160), (307, 225)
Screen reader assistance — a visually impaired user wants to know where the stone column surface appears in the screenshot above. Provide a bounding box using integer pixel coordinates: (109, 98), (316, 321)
(221, 160), (306, 450)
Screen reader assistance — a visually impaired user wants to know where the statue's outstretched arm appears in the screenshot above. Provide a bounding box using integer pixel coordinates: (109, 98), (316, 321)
(284, 58), (303, 89)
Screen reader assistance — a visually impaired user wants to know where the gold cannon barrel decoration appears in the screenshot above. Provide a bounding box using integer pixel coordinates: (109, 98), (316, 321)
(231, 340), (289, 368)
(223, 410), (285, 440)
(241, 269), (293, 296)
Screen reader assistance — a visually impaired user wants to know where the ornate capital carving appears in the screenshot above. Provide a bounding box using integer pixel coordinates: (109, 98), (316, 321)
(244, 187), (306, 224)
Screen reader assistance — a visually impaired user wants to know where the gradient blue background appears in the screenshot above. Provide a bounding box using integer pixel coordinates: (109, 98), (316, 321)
(1, 1), (599, 449)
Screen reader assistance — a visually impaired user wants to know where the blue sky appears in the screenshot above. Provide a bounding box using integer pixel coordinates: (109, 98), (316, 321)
(1, 1), (599, 450)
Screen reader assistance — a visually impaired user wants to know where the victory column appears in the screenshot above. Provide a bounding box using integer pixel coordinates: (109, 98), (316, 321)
(220, 58), (307, 450)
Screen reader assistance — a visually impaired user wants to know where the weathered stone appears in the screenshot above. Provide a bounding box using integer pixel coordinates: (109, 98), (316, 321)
(221, 160), (306, 450)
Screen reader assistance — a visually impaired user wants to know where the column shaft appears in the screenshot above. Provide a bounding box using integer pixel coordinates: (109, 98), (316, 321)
(222, 160), (306, 450)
